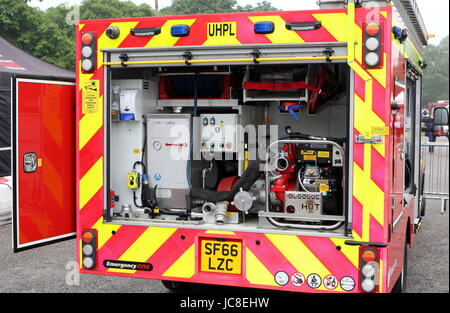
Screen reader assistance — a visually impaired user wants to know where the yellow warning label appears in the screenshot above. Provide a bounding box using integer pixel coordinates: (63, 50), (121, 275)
(318, 151), (330, 158)
(372, 126), (389, 136)
(37, 159), (42, 167)
(319, 185), (330, 192)
(133, 149), (141, 154)
(303, 155), (316, 161)
(82, 80), (99, 114)
(315, 179), (329, 185)
(301, 150), (314, 155)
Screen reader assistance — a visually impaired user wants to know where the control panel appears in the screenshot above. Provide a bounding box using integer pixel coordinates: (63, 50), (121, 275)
(200, 114), (239, 153)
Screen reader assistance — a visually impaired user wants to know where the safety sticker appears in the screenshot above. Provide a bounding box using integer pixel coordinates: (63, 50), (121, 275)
(291, 273), (305, 287)
(82, 80), (99, 114)
(340, 276), (356, 292)
(371, 126), (390, 136)
(154, 173), (162, 181)
(324, 275), (338, 290)
(307, 274), (322, 289)
(274, 271), (289, 286)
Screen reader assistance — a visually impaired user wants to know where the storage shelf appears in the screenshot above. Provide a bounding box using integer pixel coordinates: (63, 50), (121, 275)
(157, 99), (239, 107)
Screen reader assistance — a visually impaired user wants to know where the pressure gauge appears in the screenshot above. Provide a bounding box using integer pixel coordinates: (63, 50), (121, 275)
(153, 141), (162, 151)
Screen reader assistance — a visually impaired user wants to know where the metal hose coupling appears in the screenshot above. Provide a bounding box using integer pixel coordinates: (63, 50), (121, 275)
(214, 201), (229, 225)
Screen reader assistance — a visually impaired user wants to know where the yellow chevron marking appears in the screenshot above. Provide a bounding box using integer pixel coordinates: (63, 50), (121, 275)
(109, 227), (177, 273)
(204, 230), (235, 235)
(97, 21), (139, 69)
(352, 230), (363, 242)
(381, 11), (388, 19)
(353, 163), (369, 242)
(79, 157), (103, 210)
(265, 234), (331, 291)
(91, 217), (121, 249)
(346, 2), (386, 242)
(147, 19), (196, 47)
(354, 93), (386, 158)
(353, 161), (385, 241)
(347, 3), (356, 62)
(313, 13), (349, 42)
(79, 24), (85, 31)
(245, 248), (278, 287)
(248, 16), (304, 44)
(330, 238), (359, 268)
(163, 244), (196, 278)
(354, 25), (363, 65)
(368, 53), (387, 88)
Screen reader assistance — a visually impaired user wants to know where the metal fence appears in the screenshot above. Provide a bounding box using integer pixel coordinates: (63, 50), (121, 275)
(421, 141), (449, 213)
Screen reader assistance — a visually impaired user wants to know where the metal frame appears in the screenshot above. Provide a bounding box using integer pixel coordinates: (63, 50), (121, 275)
(103, 42), (348, 68)
(421, 142), (449, 214)
(263, 139), (347, 230)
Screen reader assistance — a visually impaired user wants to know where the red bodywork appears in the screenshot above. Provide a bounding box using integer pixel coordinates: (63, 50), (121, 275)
(14, 79), (76, 251)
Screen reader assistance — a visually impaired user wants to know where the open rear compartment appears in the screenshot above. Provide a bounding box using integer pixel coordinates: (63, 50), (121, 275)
(105, 59), (353, 237)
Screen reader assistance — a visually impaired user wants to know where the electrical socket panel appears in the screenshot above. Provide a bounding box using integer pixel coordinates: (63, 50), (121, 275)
(200, 114), (239, 153)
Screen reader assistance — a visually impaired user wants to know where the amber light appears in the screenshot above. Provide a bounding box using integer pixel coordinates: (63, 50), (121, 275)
(361, 249), (377, 263)
(82, 231), (94, 244)
(365, 23), (380, 36)
(82, 33), (94, 45)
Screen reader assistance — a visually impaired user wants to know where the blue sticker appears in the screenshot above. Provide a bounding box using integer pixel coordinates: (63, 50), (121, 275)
(154, 174), (162, 181)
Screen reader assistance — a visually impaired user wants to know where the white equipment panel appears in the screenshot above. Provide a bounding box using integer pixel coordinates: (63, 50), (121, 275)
(147, 114), (191, 189)
(200, 114), (239, 153)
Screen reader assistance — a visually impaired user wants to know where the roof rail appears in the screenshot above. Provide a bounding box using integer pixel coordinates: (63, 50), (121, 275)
(392, 0), (428, 46)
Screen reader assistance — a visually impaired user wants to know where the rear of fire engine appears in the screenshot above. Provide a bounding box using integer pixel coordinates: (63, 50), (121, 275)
(75, 0), (428, 293)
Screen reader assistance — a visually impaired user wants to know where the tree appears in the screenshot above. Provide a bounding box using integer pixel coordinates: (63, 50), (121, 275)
(0, 0), (74, 70)
(236, 1), (278, 12)
(422, 36), (449, 106)
(160, 0), (237, 15)
(79, 0), (155, 20)
(160, 0), (278, 15)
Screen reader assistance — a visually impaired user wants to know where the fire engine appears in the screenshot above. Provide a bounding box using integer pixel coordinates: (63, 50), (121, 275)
(12, 0), (432, 293)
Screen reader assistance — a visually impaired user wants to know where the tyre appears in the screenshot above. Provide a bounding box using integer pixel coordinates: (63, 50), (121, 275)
(392, 239), (408, 293)
(161, 280), (190, 292)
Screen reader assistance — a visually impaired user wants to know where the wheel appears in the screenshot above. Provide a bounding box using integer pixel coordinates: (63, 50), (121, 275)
(392, 239), (408, 293)
(161, 280), (190, 292)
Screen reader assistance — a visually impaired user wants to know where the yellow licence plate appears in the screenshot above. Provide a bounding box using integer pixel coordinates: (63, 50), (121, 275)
(200, 240), (242, 274)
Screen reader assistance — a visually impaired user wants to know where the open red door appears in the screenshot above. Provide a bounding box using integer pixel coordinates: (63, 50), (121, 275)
(12, 78), (76, 252)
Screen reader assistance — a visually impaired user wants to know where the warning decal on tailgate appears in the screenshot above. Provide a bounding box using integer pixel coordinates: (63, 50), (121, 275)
(82, 80), (99, 114)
